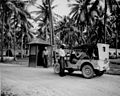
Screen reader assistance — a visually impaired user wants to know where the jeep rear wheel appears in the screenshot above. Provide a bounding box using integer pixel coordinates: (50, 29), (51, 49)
(82, 65), (94, 79)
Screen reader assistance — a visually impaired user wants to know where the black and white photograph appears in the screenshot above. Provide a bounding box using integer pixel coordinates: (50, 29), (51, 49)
(0, 0), (120, 96)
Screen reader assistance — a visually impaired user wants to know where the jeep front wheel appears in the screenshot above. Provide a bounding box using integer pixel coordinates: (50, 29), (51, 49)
(53, 63), (60, 74)
(82, 64), (94, 79)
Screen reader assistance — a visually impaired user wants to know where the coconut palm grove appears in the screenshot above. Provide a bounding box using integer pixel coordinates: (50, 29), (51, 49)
(0, 0), (120, 62)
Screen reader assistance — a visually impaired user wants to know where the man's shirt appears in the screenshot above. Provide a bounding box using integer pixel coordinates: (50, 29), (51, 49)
(58, 48), (65, 57)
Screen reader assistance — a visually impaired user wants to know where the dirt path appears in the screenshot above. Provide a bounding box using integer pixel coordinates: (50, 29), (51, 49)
(1, 63), (120, 96)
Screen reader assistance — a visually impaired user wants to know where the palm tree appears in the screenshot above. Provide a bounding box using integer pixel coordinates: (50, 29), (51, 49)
(31, 0), (58, 42)
(10, 1), (33, 58)
(0, 0), (16, 61)
(55, 16), (81, 48)
(68, 0), (100, 45)
(0, 0), (33, 61)
(87, 15), (114, 44)
(69, 0), (120, 46)
(109, 2), (120, 58)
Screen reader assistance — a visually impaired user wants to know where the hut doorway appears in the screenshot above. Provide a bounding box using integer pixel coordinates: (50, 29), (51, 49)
(37, 46), (44, 66)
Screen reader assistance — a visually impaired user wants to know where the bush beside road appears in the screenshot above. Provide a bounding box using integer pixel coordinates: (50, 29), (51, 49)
(106, 59), (120, 75)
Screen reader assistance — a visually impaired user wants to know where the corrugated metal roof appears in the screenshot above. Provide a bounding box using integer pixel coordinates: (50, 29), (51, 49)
(28, 38), (51, 46)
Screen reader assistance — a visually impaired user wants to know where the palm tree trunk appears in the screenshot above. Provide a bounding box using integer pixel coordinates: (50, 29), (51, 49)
(115, 31), (118, 58)
(13, 29), (16, 61)
(104, 0), (107, 44)
(7, 44), (10, 57)
(0, 13), (4, 62)
(115, 3), (119, 59)
(48, 0), (54, 66)
(86, 24), (89, 44)
(48, 0), (54, 45)
(45, 28), (47, 41)
(116, 16), (118, 58)
(21, 33), (24, 58)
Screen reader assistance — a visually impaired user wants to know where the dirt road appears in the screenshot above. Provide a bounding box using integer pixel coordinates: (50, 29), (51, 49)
(1, 63), (120, 96)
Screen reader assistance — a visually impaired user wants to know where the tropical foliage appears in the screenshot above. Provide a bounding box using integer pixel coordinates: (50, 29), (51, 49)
(31, 0), (59, 41)
(0, 0), (33, 61)
(1, 0), (120, 61)
(66, 0), (120, 48)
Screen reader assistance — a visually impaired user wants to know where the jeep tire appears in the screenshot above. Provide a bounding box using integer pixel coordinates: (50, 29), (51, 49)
(82, 64), (94, 79)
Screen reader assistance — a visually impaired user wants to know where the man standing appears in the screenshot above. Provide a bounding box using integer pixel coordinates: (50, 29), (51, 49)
(42, 47), (49, 68)
(58, 44), (66, 76)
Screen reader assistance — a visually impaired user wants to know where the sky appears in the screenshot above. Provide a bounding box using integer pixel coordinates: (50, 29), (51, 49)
(51, 0), (71, 16)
